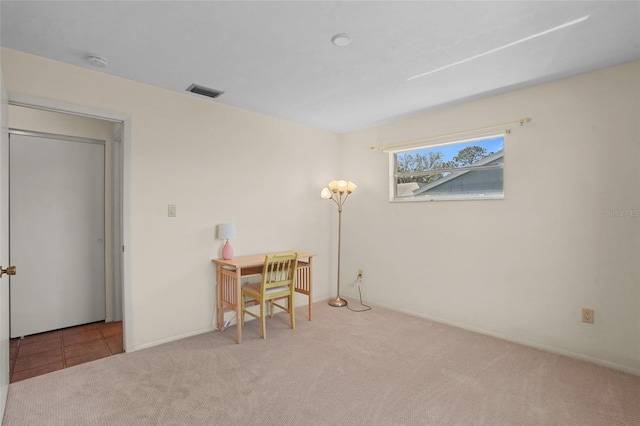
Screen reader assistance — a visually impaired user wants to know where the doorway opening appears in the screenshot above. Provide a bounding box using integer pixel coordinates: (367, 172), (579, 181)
(2, 95), (131, 382)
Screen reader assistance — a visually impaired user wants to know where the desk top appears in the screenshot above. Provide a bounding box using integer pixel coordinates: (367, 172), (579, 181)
(212, 251), (315, 268)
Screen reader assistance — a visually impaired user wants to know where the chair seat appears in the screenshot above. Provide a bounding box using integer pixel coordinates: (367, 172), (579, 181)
(243, 282), (291, 296)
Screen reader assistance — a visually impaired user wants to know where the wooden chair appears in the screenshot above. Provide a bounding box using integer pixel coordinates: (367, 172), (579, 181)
(241, 252), (299, 339)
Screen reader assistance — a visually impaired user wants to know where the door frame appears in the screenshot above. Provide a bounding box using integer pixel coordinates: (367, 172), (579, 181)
(7, 93), (133, 353)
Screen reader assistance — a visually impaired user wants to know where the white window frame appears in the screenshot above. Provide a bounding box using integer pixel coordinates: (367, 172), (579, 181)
(389, 134), (505, 202)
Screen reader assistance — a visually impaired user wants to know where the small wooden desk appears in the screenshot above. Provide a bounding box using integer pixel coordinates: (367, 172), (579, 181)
(212, 251), (315, 344)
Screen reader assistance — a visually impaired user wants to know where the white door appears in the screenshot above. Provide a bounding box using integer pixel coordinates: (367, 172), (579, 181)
(0, 67), (11, 418)
(9, 131), (105, 338)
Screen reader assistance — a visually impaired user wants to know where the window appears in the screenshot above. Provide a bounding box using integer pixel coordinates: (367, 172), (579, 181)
(391, 135), (504, 201)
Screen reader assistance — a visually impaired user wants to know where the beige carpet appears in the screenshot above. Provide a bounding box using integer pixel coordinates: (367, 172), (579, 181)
(3, 300), (639, 425)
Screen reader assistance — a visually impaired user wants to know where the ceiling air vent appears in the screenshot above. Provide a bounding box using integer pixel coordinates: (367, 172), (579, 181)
(186, 83), (224, 99)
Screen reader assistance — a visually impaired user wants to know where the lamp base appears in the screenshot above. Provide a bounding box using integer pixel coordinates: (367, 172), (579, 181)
(222, 240), (233, 260)
(328, 297), (348, 307)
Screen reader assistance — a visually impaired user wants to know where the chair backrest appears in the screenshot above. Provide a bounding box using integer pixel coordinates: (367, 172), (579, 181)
(261, 252), (299, 292)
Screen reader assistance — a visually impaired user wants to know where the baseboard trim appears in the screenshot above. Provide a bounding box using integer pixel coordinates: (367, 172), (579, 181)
(133, 326), (214, 352)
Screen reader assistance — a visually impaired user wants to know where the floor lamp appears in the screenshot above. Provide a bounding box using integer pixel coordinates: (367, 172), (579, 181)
(321, 179), (357, 307)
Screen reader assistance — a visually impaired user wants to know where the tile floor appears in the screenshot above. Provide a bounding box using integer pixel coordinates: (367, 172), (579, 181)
(9, 321), (123, 383)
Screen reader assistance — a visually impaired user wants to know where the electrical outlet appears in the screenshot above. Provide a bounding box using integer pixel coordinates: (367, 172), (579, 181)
(582, 308), (594, 324)
(354, 269), (363, 288)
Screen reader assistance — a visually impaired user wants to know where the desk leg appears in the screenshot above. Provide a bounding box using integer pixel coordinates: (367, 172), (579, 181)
(308, 257), (313, 321)
(235, 268), (242, 344)
(216, 266), (224, 333)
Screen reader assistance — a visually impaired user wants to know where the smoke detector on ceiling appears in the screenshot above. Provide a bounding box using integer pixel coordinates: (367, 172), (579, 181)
(331, 33), (352, 47)
(186, 83), (224, 99)
(87, 55), (108, 68)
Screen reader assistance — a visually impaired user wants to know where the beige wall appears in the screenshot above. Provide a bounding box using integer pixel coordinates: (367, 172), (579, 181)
(1, 48), (340, 350)
(340, 61), (640, 374)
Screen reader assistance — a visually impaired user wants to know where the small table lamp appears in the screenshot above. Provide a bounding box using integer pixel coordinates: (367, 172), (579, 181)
(217, 224), (236, 260)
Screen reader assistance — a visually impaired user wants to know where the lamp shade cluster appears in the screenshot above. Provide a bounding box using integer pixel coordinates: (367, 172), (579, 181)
(321, 180), (357, 200)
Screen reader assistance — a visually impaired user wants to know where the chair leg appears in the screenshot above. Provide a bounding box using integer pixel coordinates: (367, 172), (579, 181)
(260, 301), (266, 339)
(289, 294), (295, 330)
(241, 297), (245, 326)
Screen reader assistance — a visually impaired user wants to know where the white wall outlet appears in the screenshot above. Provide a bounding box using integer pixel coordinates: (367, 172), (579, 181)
(168, 204), (177, 217)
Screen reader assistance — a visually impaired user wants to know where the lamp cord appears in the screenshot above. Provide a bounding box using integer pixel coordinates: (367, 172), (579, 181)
(347, 284), (372, 312)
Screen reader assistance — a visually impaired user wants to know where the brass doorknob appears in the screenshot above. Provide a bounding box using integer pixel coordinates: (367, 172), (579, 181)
(0, 266), (16, 278)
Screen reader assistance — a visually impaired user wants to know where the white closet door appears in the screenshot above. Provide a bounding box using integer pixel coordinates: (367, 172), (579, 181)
(10, 132), (105, 338)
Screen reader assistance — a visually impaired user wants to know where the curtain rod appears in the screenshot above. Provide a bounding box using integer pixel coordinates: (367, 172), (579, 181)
(370, 117), (532, 152)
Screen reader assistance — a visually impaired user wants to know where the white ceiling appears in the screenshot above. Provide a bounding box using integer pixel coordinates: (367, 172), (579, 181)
(1, 1), (639, 133)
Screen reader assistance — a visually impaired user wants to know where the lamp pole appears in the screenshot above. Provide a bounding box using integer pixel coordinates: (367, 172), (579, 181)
(329, 198), (347, 307)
